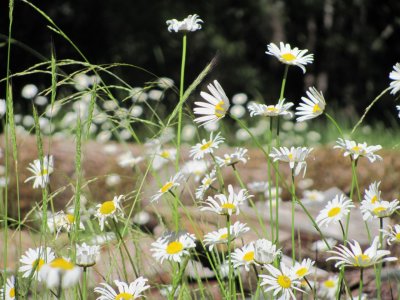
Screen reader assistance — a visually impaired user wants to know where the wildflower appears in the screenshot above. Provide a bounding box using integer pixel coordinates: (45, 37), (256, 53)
(327, 237), (397, 268)
(292, 258), (315, 279)
(166, 14), (203, 32)
(117, 151), (144, 168)
(311, 238), (337, 252)
(47, 210), (85, 236)
(231, 242), (255, 271)
(25, 155), (54, 189)
(230, 104), (246, 118)
(389, 63), (400, 95)
(269, 146), (313, 177)
(201, 184), (251, 216)
(248, 181), (269, 194)
(189, 132), (224, 160)
(316, 194), (354, 227)
(248, 100), (294, 117)
(363, 181), (381, 204)
(76, 243), (100, 267)
(215, 148), (249, 167)
(0, 99), (6, 118)
(266, 42), (314, 73)
(151, 231), (196, 263)
(150, 148), (177, 170)
(382, 224), (400, 245)
(95, 277), (150, 300)
(182, 160), (209, 182)
(195, 169), (217, 200)
(0, 276), (15, 300)
(150, 172), (184, 203)
(194, 80), (230, 126)
(301, 189), (325, 205)
(360, 199), (400, 221)
(253, 238), (281, 265)
(39, 257), (81, 289)
(203, 221), (249, 251)
(318, 276), (339, 299)
(105, 174), (121, 187)
(95, 195), (124, 231)
(295, 87), (326, 122)
(21, 83), (38, 99)
(259, 262), (304, 300)
(334, 138), (382, 162)
(232, 93), (248, 105)
(19, 246), (55, 281)
(157, 77), (174, 89)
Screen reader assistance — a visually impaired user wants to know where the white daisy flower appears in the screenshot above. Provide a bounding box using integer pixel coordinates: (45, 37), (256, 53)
(248, 181), (269, 194)
(166, 14), (203, 33)
(360, 199), (400, 221)
(76, 243), (100, 267)
(363, 181), (381, 204)
(327, 237), (397, 268)
(231, 242), (255, 271)
(182, 159), (209, 182)
(248, 99), (294, 117)
(200, 184), (251, 216)
(311, 238), (337, 252)
(0, 276), (15, 300)
(21, 83), (38, 99)
(215, 148), (249, 168)
(382, 224), (400, 245)
(47, 210), (85, 236)
(334, 138), (382, 163)
(295, 87), (326, 122)
(317, 276), (339, 299)
(292, 258), (315, 279)
(195, 169), (217, 200)
(189, 132), (225, 160)
(0, 99), (6, 118)
(301, 189), (325, 205)
(95, 278), (150, 300)
(253, 238), (281, 265)
(150, 148), (177, 171)
(259, 262), (304, 300)
(266, 42), (314, 73)
(25, 155), (54, 189)
(150, 172), (184, 203)
(203, 221), (249, 251)
(19, 246), (55, 281)
(151, 231), (196, 263)
(117, 151), (144, 168)
(389, 63), (400, 95)
(316, 194), (354, 227)
(39, 258), (81, 289)
(95, 195), (124, 231)
(269, 146), (313, 177)
(194, 80), (230, 126)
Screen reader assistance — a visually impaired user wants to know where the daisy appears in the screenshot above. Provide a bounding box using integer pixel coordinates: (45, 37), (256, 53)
(254, 238), (281, 265)
(360, 199), (400, 221)
(316, 194), (354, 227)
(0, 276), (15, 300)
(265, 42), (314, 73)
(260, 262), (304, 300)
(200, 184), (251, 216)
(150, 148), (177, 170)
(248, 181), (269, 194)
(203, 221), (249, 251)
(389, 63), (400, 95)
(25, 155), (54, 188)
(150, 172), (184, 203)
(151, 231), (196, 263)
(189, 132), (224, 160)
(215, 148), (249, 168)
(295, 87), (326, 122)
(231, 242), (255, 271)
(19, 246), (55, 281)
(95, 195), (124, 231)
(39, 257), (81, 289)
(117, 151), (144, 168)
(317, 276), (339, 299)
(182, 159), (209, 182)
(95, 277), (150, 300)
(194, 80), (230, 126)
(248, 99), (294, 117)
(311, 238), (337, 252)
(47, 210), (85, 237)
(327, 237), (397, 268)
(76, 243), (100, 267)
(363, 181), (381, 204)
(334, 138), (382, 163)
(269, 146), (313, 177)
(382, 224), (400, 245)
(195, 169), (217, 200)
(301, 189), (325, 205)
(166, 14), (203, 32)
(292, 258), (315, 279)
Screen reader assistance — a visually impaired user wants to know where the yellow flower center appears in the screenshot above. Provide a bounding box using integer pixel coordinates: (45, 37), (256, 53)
(214, 100), (226, 118)
(160, 150), (170, 159)
(355, 254), (370, 266)
(161, 182), (174, 193)
(50, 258), (74, 270)
(312, 104), (321, 113)
(288, 153), (294, 161)
(99, 201), (116, 215)
(204, 178), (212, 186)
(220, 233), (228, 240)
(281, 53), (296, 62)
(373, 206), (386, 215)
(200, 141), (213, 151)
(277, 275), (292, 289)
(115, 292), (134, 300)
(327, 207), (341, 218)
(66, 214), (75, 224)
(351, 146), (360, 153)
(9, 287), (15, 298)
(166, 241), (184, 254)
(32, 258), (45, 270)
(295, 267), (308, 277)
(371, 195), (378, 204)
(395, 233), (400, 241)
(243, 251), (254, 262)
(324, 280), (335, 288)
(221, 203), (236, 210)
(40, 168), (48, 176)
(266, 106), (279, 113)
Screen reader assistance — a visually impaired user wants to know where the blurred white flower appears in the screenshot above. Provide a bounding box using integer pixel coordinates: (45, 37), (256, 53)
(0, 99), (6, 118)
(131, 87), (148, 103)
(182, 124), (196, 141)
(103, 100), (118, 111)
(34, 96), (48, 106)
(166, 14), (203, 32)
(157, 77), (174, 89)
(73, 73), (91, 91)
(230, 104), (246, 118)
(22, 115), (35, 127)
(105, 174), (121, 187)
(39, 258), (81, 289)
(96, 131), (112, 143)
(118, 151), (144, 168)
(232, 93), (248, 105)
(389, 63), (400, 95)
(311, 238), (337, 252)
(148, 89), (163, 101)
(21, 84), (38, 99)
(130, 105), (143, 118)
(236, 128), (251, 141)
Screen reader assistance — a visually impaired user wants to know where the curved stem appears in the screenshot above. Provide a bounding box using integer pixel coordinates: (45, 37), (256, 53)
(325, 112), (344, 138)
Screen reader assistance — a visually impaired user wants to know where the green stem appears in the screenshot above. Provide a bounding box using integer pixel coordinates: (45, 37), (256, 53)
(376, 218), (384, 300)
(325, 112), (344, 138)
(359, 268), (364, 300)
(291, 171), (296, 265)
(227, 214), (233, 299)
(82, 267), (87, 300)
(279, 65), (289, 101)
(169, 256), (190, 300)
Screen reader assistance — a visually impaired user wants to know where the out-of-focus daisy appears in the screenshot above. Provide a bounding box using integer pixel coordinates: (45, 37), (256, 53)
(292, 258), (315, 279)
(200, 184), (251, 216)
(260, 262), (304, 300)
(151, 231), (196, 263)
(182, 160), (208, 182)
(25, 155), (54, 189)
(301, 189), (325, 205)
(316, 194), (354, 227)
(360, 199), (400, 220)
(157, 77), (174, 89)
(166, 14), (203, 32)
(231, 242), (255, 271)
(266, 42), (314, 73)
(254, 238), (281, 265)
(215, 148), (249, 168)
(382, 224), (400, 245)
(318, 276), (339, 299)
(0, 276), (15, 300)
(334, 138), (382, 163)
(39, 257), (81, 289)
(232, 93), (248, 105)
(150, 148), (177, 170)
(269, 146), (313, 177)
(47, 210), (85, 236)
(21, 83), (38, 99)
(95, 277), (150, 300)
(194, 80), (230, 126)
(150, 172), (184, 203)
(195, 169), (217, 200)
(389, 63), (400, 95)
(327, 237), (397, 268)
(117, 151), (144, 168)
(203, 221), (249, 251)
(189, 132), (224, 160)
(76, 243), (100, 267)
(248, 181), (269, 194)
(295, 87), (326, 122)
(363, 181), (381, 204)
(248, 100), (294, 117)
(90, 232), (116, 246)
(95, 195), (124, 231)
(0, 99), (5, 118)
(396, 105), (400, 119)
(19, 246), (55, 280)
(311, 238), (337, 252)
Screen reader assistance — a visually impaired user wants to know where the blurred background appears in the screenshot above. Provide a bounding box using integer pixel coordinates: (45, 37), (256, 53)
(1, 0), (400, 122)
